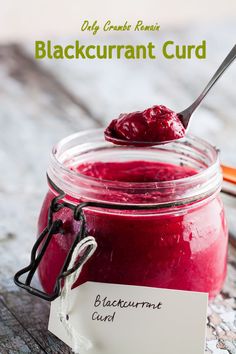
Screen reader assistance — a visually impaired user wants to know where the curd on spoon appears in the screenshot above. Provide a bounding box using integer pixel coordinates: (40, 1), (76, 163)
(104, 105), (185, 145)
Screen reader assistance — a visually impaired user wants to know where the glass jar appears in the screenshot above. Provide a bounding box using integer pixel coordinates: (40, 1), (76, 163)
(37, 129), (228, 299)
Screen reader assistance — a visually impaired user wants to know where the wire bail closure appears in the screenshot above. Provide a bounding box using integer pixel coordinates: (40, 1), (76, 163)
(13, 176), (94, 301)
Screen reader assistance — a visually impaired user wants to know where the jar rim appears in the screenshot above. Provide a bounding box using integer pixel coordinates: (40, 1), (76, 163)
(48, 129), (222, 205)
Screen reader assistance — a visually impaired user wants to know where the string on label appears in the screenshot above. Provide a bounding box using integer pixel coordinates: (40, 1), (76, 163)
(58, 236), (97, 354)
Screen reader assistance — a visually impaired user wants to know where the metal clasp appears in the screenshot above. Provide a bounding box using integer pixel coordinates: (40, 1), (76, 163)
(14, 178), (91, 301)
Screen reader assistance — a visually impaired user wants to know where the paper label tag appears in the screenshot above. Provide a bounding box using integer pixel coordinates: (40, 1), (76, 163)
(49, 281), (208, 354)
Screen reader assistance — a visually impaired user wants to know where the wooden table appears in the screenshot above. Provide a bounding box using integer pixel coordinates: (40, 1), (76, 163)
(0, 24), (236, 353)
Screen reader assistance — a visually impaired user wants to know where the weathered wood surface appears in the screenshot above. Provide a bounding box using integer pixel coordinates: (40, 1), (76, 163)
(0, 23), (236, 353)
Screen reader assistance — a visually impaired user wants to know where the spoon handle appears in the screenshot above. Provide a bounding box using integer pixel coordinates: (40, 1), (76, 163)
(222, 164), (236, 185)
(181, 45), (236, 122)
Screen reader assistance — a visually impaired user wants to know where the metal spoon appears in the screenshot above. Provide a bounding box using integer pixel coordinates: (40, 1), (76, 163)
(179, 44), (236, 129)
(105, 45), (236, 146)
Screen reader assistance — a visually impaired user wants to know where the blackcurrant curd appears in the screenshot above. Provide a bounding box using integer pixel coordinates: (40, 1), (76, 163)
(105, 105), (185, 144)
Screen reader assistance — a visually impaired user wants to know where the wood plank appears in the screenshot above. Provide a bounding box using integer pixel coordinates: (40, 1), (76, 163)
(0, 44), (100, 126)
(0, 291), (72, 353)
(0, 296), (46, 354)
(206, 245), (236, 353)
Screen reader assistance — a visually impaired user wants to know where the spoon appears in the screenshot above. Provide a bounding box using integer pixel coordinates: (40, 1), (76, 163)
(105, 45), (236, 146)
(179, 44), (236, 129)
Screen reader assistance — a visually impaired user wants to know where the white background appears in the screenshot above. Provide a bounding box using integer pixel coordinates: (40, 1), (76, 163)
(0, 0), (236, 41)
